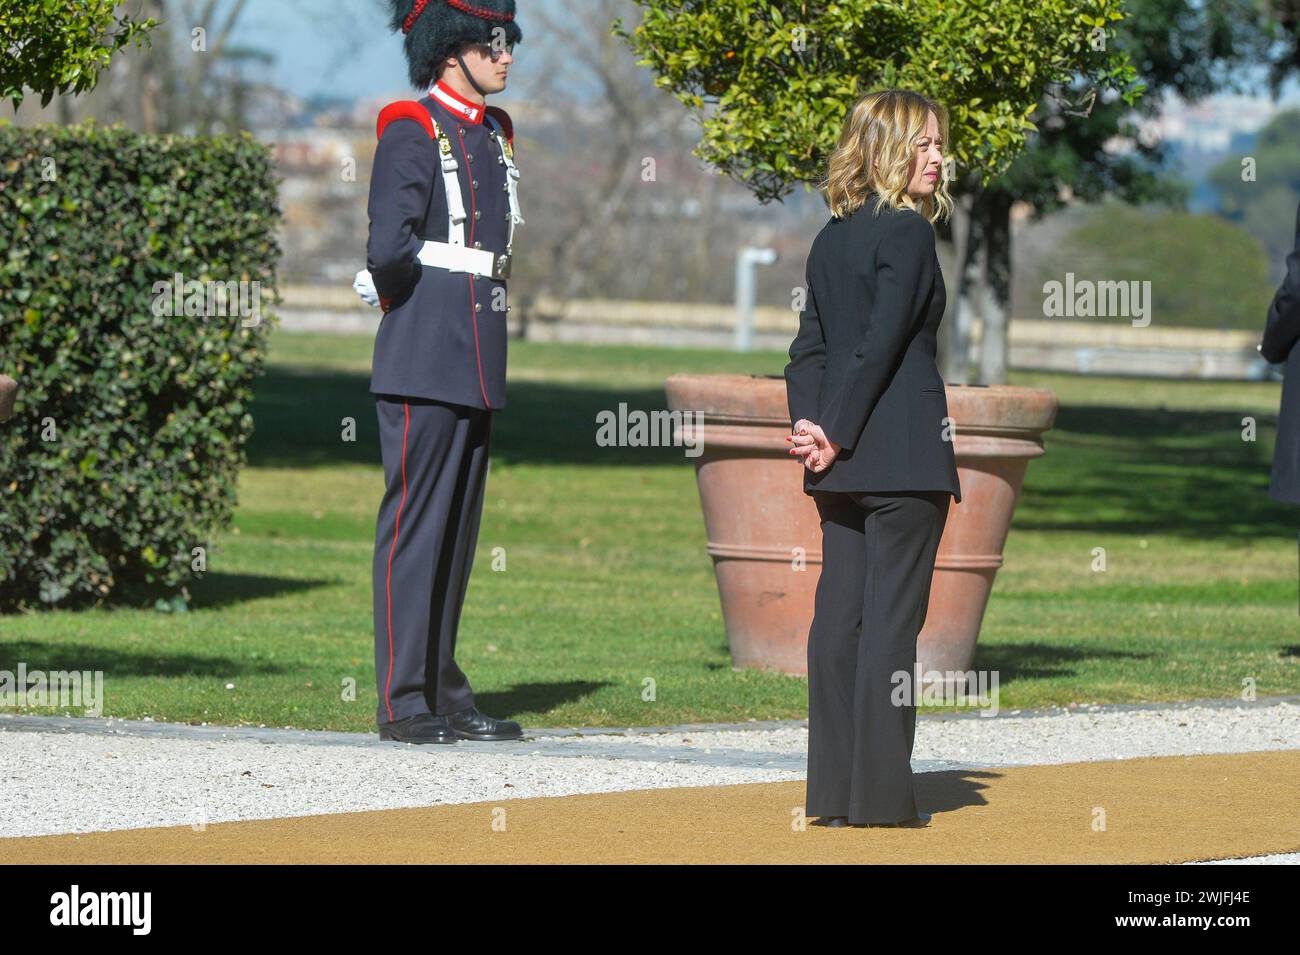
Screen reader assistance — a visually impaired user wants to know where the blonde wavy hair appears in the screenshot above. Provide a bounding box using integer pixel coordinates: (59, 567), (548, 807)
(821, 89), (954, 225)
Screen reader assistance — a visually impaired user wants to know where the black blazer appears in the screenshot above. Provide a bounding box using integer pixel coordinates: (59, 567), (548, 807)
(1262, 201), (1300, 506)
(784, 193), (962, 502)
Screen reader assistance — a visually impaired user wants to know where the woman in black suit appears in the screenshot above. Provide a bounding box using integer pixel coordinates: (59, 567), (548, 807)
(784, 89), (961, 829)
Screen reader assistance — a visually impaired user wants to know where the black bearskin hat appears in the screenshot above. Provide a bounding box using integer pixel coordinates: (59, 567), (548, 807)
(388, 0), (523, 90)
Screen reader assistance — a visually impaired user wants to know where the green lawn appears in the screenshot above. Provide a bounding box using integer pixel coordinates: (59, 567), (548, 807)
(3, 332), (1299, 730)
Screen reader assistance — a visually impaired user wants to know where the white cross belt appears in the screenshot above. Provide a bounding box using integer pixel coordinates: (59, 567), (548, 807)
(417, 239), (512, 280)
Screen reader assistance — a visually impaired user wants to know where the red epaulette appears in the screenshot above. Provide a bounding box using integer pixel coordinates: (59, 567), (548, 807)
(376, 101), (436, 141)
(485, 105), (514, 146)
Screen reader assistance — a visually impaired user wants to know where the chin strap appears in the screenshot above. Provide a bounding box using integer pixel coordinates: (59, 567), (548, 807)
(454, 52), (490, 97)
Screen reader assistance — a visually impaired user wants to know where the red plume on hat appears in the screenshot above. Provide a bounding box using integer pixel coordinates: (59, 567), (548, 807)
(403, 0), (515, 34)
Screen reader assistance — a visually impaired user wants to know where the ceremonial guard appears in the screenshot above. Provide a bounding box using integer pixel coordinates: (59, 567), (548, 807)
(353, 0), (525, 743)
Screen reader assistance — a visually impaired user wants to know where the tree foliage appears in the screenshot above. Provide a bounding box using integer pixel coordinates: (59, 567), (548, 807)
(0, 0), (159, 109)
(615, 0), (1144, 202)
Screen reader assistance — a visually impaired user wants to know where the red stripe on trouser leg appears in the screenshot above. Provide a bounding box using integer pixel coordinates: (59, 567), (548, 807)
(383, 401), (411, 722)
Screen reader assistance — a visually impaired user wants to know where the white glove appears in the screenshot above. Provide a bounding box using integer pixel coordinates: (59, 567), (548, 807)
(353, 268), (379, 308)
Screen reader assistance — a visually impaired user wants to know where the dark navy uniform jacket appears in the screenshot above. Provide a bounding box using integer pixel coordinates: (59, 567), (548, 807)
(366, 79), (515, 409)
(785, 193), (962, 502)
(1263, 201), (1300, 505)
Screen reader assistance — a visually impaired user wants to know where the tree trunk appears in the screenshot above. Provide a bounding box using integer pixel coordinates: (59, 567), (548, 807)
(945, 187), (984, 384)
(138, 0), (170, 133)
(977, 189), (1012, 385)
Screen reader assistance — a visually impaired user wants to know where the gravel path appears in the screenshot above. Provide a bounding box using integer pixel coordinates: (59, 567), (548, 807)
(0, 730), (803, 838)
(2, 695), (1297, 865)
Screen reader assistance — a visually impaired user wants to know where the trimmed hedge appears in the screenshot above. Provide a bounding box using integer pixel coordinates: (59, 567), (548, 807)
(0, 121), (281, 610)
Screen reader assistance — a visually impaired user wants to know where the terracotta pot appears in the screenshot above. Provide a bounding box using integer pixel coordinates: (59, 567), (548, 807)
(664, 373), (1058, 676)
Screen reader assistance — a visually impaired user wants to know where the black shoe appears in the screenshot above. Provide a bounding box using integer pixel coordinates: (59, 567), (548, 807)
(378, 713), (458, 744)
(811, 816), (849, 828)
(445, 706), (523, 741)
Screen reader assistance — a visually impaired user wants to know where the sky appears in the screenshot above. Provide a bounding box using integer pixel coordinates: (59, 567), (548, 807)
(226, 0), (562, 103)
(225, 0), (1300, 112)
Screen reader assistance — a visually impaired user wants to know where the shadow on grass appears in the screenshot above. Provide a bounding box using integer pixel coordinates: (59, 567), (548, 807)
(970, 642), (1155, 683)
(246, 366), (715, 469)
(247, 364), (1300, 540)
(0, 641), (287, 677)
(470, 679), (612, 718)
(1007, 403), (1298, 540)
(188, 572), (330, 610)
(0, 572), (331, 618)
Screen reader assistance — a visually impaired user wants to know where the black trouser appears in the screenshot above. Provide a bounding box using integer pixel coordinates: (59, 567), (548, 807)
(804, 489), (951, 824)
(372, 396), (491, 725)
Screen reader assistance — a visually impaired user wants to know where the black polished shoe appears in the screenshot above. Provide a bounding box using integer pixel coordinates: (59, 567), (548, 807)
(378, 713), (458, 744)
(445, 706), (523, 741)
(811, 816), (849, 828)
